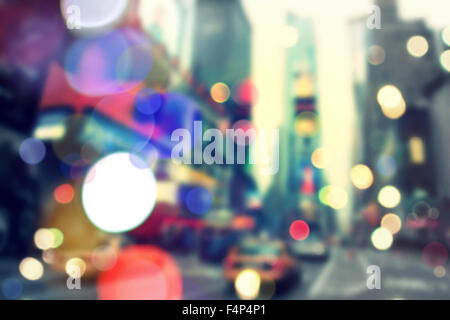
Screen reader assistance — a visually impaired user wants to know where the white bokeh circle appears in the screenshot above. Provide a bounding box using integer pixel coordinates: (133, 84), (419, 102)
(82, 152), (156, 233)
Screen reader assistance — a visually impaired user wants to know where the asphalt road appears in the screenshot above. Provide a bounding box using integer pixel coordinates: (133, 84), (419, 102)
(179, 246), (450, 300)
(1, 246), (449, 300)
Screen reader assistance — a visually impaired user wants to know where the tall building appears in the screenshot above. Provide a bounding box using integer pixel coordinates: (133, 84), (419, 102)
(191, 0), (253, 210)
(351, 0), (442, 221)
(428, 28), (450, 222)
(192, 0), (251, 94)
(271, 14), (330, 234)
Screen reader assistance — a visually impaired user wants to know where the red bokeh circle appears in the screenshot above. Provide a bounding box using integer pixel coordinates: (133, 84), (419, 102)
(289, 220), (310, 241)
(97, 245), (182, 300)
(54, 183), (74, 204)
(423, 242), (448, 268)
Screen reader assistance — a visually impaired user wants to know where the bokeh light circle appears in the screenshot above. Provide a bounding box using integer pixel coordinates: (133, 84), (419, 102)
(54, 184), (75, 204)
(377, 85), (406, 119)
(377, 185), (401, 209)
(434, 266), (446, 278)
(64, 29), (152, 96)
(381, 213), (402, 235)
(318, 185), (332, 205)
(442, 26), (450, 46)
(407, 35), (429, 57)
(350, 164), (374, 190)
(65, 257), (87, 278)
(289, 220), (310, 241)
(64, 30), (128, 96)
(378, 84), (403, 107)
(2, 278), (22, 300)
(186, 187), (213, 215)
(311, 147), (327, 169)
(327, 186), (348, 210)
(429, 207), (440, 220)
(19, 138), (46, 165)
(210, 82), (230, 103)
(82, 152), (157, 233)
(367, 45), (386, 65)
(440, 50), (450, 72)
(233, 80), (258, 105)
(295, 112), (319, 137)
(49, 228), (64, 249)
(97, 245), (182, 300)
(371, 227), (393, 251)
(134, 88), (163, 115)
(34, 228), (54, 250)
(376, 155), (396, 177)
(235, 269), (261, 300)
(19, 257), (44, 281)
(423, 242), (448, 268)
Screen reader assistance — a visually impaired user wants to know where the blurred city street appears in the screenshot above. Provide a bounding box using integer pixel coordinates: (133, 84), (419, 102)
(0, 0), (450, 301)
(1, 245), (449, 299)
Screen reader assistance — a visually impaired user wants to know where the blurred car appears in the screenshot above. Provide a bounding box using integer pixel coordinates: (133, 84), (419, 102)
(288, 231), (329, 260)
(160, 217), (204, 253)
(397, 216), (442, 247)
(129, 202), (180, 241)
(224, 237), (300, 285)
(199, 225), (237, 262)
(199, 214), (256, 262)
